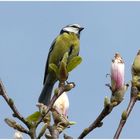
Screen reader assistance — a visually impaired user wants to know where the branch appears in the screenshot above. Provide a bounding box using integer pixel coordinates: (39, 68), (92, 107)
(5, 118), (29, 134)
(0, 80), (38, 138)
(113, 86), (138, 139)
(36, 82), (75, 127)
(37, 123), (48, 139)
(36, 82), (75, 138)
(78, 104), (113, 139)
(0, 79), (75, 138)
(0, 80), (31, 128)
(48, 125), (59, 139)
(64, 133), (73, 139)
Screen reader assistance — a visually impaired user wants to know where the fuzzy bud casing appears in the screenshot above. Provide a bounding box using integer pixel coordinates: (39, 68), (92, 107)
(132, 50), (140, 76)
(132, 50), (140, 89)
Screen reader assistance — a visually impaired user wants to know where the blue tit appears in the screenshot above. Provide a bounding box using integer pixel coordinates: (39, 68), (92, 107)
(38, 24), (84, 105)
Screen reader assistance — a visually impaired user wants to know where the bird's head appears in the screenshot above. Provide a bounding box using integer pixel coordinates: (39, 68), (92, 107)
(60, 24), (84, 36)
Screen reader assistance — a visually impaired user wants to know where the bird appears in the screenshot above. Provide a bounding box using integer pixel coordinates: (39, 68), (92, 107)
(38, 24), (84, 105)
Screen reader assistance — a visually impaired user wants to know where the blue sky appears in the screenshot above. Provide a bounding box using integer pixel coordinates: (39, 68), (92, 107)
(0, 1), (140, 138)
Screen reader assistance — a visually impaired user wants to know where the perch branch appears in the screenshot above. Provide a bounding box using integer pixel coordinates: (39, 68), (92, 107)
(78, 104), (113, 138)
(36, 82), (75, 127)
(48, 125), (59, 139)
(113, 86), (138, 139)
(0, 80), (30, 128)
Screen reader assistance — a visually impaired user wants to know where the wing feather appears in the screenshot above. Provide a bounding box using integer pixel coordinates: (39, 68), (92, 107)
(43, 39), (56, 84)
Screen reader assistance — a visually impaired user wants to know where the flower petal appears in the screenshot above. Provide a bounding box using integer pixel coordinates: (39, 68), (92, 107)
(111, 53), (125, 92)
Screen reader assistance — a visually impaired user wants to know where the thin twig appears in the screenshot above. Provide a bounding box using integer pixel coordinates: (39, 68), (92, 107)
(113, 86), (138, 139)
(0, 80), (38, 138)
(78, 104), (113, 139)
(0, 80), (30, 128)
(37, 124), (48, 139)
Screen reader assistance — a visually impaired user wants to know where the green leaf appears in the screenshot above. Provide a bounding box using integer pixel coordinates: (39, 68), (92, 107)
(68, 121), (76, 125)
(26, 111), (41, 123)
(58, 52), (69, 82)
(67, 56), (82, 72)
(59, 61), (68, 82)
(62, 52), (68, 64)
(49, 63), (59, 75)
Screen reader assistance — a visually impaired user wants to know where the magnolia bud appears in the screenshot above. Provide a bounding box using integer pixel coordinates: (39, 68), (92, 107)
(111, 53), (125, 92)
(132, 50), (140, 89)
(53, 92), (69, 117)
(65, 83), (75, 91)
(104, 96), (110, 108)
(122, 110), (127, 120)
(132, 50), (140, 76)
(53, 92), (70, 129)
(111, 84), (129, 105)
(13, 131), (23, 139)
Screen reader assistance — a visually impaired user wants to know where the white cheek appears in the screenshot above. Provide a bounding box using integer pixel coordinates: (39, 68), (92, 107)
(64, 27), (79, 34)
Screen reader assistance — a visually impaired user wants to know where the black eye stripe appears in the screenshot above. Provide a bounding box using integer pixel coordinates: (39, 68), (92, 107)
(71, 25), (79, 28)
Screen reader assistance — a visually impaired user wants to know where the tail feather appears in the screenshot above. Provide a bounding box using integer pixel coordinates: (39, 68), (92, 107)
(38, 81), (54, 105)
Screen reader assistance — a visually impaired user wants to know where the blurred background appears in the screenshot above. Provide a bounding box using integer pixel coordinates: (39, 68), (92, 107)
(0, 1), (140, 138)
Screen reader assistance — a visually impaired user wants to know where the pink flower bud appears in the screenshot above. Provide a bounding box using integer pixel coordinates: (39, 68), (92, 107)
(111, 53), (125, 92)
(53, 92), (69, 116)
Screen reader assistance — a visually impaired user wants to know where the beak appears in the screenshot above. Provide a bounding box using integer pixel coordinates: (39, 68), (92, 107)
(79, 27), (84, 32)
